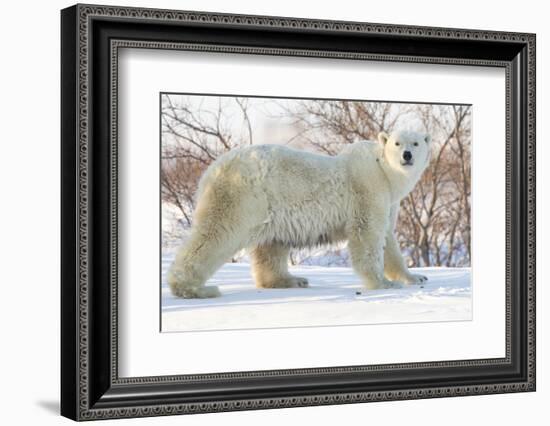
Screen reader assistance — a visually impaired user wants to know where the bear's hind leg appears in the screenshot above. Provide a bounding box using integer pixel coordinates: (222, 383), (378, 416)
(167, 223), (248, 299)
(251, 243), (309, 289)
(167, 179), (266, 299)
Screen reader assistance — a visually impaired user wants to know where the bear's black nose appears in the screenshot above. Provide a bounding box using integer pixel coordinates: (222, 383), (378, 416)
(403, 151), (412, 161)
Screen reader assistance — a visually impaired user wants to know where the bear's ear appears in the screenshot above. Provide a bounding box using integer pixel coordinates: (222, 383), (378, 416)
(378, 131), (390, 145)
(424, 134), (432, 144)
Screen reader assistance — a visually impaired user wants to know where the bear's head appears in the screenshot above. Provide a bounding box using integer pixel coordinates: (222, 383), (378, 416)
(378, 130), (432, 176)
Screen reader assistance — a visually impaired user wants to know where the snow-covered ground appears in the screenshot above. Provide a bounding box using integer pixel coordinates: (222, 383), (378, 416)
(161, 254), (471, 332)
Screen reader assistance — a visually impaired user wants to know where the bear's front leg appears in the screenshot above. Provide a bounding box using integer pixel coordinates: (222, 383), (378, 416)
(383, 206), (428, 285)
(384, 234), (427, 285)
(348, 208), (403, 290)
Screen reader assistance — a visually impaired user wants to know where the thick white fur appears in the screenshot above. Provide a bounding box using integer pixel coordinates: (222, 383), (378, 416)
(167, 131), (432, 298)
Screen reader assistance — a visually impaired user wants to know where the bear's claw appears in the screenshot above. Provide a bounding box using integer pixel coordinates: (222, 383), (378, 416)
(171, 285), (221, 299)
(293, 276), (309, 288)
(256, 275), (309, 289)
(406, 273), (428, 285)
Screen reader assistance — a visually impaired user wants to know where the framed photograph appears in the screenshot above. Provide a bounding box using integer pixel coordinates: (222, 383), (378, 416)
(61, 4), (536, 421)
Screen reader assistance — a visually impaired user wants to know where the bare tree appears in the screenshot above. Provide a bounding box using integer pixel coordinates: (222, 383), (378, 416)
(280, 100), (403, 155)
(397, 104), (471, 267)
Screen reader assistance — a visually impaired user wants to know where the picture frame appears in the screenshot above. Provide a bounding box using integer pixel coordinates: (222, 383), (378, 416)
(61, 3), (536, 421)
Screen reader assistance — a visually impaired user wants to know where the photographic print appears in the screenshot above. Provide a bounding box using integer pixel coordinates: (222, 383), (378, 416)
(160, 94), (472, 332)
(61, 6), (536, 419)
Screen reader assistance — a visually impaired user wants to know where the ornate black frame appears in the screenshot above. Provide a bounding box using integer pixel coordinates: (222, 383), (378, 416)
(61, 3), (536, 421)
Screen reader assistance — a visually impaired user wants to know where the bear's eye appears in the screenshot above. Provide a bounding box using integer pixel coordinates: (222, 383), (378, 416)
(414, 142), (419, 146)
(395, 142), (400, 146)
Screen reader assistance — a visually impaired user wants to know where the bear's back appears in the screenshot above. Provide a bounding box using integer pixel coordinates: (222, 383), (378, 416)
(198, 144), (344, 195)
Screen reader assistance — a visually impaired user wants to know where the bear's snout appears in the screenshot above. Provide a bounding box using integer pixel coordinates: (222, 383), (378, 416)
(402, 150), (412, 162)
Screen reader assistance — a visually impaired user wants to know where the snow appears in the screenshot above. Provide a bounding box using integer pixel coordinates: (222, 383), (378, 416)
(161, 254), (472, 332)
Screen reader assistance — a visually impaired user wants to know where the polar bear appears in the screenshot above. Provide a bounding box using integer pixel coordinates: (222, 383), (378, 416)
(167, 130), (432, 298)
